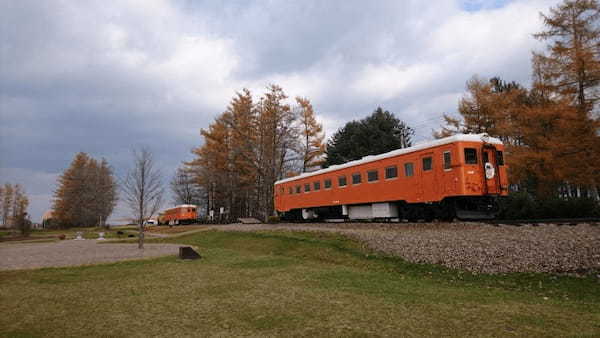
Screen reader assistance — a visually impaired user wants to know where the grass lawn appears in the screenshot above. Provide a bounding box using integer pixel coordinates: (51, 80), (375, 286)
(1, 230), (599, 337)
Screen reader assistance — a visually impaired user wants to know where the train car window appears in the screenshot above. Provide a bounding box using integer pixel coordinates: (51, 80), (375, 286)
(338, 176), (347, 187)
(314, 181), (321, 191)
(483, 151), (489, 163)
(443, 151), (452, 170)
(367, 170), (378, 182)
(288, 187), (293, 194)
(295, 185), (301, 193)
(496, 151), (504, 165)
(385, 166), (397, 179)
(304, 183), (311, 192)
(324, 179), (332, 189)
(464, 148), (477, 164)
(422, 157), (432, 171)
(352, 173), (362, 184)
(404, 163), (414, 177)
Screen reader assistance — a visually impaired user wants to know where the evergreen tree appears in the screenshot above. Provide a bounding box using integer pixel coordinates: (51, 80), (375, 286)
(325, 107), (414, 167)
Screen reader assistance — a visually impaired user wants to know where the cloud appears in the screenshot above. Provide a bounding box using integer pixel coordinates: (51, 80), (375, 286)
(0, 0), (560, 221)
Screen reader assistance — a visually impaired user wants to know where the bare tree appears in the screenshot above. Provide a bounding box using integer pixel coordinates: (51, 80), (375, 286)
(170, 166), (203, 206)
(122, 147), (164, 249)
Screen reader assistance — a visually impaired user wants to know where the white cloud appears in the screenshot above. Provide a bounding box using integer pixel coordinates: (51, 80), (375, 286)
(1, 0), (564, 221)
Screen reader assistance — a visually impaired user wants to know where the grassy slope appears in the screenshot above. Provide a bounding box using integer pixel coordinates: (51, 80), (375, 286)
(1, 230), (599, 337)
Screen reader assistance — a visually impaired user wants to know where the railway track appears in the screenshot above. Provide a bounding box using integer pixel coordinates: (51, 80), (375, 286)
(484, 217), (600, 226)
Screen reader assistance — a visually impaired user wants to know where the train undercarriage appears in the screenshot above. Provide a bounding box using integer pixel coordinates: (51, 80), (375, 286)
(279, 196), (502, 222)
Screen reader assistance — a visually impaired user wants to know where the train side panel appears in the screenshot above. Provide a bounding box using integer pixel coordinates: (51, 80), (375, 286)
(274, 135), (508, 219)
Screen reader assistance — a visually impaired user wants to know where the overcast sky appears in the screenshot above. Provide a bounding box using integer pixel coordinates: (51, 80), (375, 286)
(0, 0), (558, 222)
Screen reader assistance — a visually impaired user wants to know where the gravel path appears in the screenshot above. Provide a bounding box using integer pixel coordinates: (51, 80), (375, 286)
(209, 222), (600, 274)
(0, 240), (181, 271)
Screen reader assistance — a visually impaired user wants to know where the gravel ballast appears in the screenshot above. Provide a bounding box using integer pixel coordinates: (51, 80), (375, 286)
(0, 240), (181, 271)
(211, 222), (600, 274)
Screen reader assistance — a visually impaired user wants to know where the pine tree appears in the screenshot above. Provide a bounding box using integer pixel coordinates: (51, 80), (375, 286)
(296, 97), (325, 172)
(325, 107), (413, 167)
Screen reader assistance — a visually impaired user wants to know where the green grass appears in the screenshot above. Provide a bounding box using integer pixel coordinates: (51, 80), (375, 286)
(1, 230), (599, 337)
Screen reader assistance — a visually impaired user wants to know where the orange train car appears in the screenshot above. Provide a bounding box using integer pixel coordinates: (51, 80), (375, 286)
(158, 204), (198, 225)
(274, 134), (508, 221)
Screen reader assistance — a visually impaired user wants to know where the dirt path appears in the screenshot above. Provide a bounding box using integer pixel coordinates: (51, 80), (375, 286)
(0, 240), (181, 271)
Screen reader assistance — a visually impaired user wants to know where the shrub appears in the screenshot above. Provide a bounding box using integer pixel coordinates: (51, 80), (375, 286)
(500, 192), (600, 219)
(499, 191), (536, 219)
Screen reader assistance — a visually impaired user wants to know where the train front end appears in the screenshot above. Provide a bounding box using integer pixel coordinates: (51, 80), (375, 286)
(452, 135), (509, 220)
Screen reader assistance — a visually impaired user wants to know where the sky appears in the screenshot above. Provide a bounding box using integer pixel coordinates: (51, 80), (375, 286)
(0, 0), (559, 222)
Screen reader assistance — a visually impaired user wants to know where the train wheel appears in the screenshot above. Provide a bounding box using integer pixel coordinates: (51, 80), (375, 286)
(438, 200), (456, 222)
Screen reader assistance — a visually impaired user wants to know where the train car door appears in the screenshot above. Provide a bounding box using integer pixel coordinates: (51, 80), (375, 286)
(419, 153), (437, 201)
(482, 146), (500, 194)
(440, 147), (456, 196)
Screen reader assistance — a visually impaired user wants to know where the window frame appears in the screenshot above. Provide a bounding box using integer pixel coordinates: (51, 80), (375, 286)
(385, 165), (398, 180)
(352, 172), (362, 185)
(324, 179), (332, 189)
(367, 169), (379, 182)
(313, 181), (321, 191)
(464, 148), (478, 164)
(295, 185), (301, 194)
(338, 175), (347, 188)
(404, 162), (414, 177)
(422, 157), (433, 172)
(288, 187), (293, 195)
(443, 151), (452, 171)
(496, 150), (504, 166)
(304, 183), (311, 193)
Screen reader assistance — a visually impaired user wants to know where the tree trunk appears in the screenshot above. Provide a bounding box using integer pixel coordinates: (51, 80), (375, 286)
(138, 222), (144, 249)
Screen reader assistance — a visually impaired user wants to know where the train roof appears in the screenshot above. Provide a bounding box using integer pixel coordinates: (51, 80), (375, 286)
(276, 133), (502, 185)
(163, 204), (197, 211)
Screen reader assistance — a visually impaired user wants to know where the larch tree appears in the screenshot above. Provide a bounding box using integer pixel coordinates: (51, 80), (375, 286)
(53, 153), (118, 227)
(2, 183), (13, 226)
(187, 85), (321, 221)
(224, 89), (260, 218)
(296, 97), (325, 173)
(122, 147), (164, 249)
(53, 152), (90, 227)
(96, 159), (118, 227)
(534, 0), (600, 114)
(532, 0), (600, 197)
(0, 185), (3, 225)
(255, 85), (298, 220)
(13, 187), (30, 236)
(11, 184), (23, 221)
